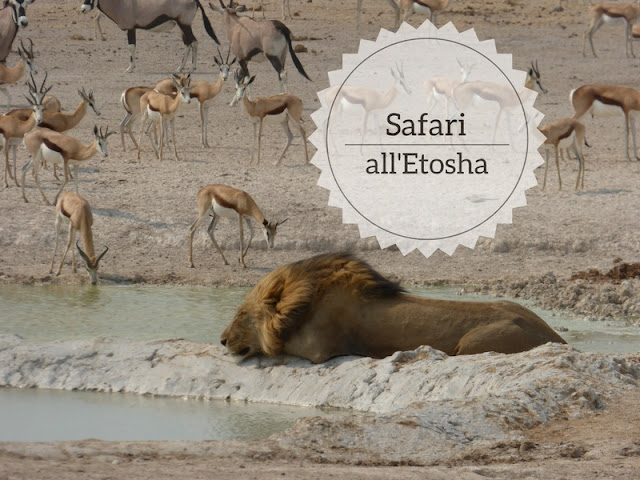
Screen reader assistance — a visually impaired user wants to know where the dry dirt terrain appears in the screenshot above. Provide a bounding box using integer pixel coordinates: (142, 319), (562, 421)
(1, 0), (640, 477)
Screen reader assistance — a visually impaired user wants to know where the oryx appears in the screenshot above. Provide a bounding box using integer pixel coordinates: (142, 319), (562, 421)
(209, 0), (311, 93)
(0, 0), (34, 62)
(80, 0), (220, 73)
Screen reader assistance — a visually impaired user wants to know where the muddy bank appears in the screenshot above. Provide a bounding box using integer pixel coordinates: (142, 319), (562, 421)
(467, 273), (640, 323)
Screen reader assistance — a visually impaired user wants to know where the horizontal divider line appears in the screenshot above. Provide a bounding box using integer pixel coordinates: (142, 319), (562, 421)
(344, 143), (511, 147)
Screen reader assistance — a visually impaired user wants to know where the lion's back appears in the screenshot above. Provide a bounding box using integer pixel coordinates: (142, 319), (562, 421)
(251, 252), (404, 305)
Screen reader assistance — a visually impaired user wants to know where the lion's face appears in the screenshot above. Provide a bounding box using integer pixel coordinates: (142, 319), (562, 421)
(220, 308), (263, 359)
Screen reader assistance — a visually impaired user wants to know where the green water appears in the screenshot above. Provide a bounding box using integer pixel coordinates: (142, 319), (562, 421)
(0, 284), (248, 344)
(1, 284), (639, 353)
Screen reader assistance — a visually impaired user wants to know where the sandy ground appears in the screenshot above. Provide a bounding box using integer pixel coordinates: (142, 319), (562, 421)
(1, 0), (640, 477)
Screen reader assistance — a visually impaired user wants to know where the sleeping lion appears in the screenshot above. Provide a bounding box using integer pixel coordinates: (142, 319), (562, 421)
(220, 253), (567, 363)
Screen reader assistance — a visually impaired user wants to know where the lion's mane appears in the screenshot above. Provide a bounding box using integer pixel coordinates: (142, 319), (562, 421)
(245, 252), (405, 355)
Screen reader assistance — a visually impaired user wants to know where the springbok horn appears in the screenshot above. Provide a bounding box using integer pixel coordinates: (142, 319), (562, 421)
(276, 218), (289, 227)
(76, 241), (91, 265)
(96, 246), (109, 264)
(39, 70), (49, 93)
(27, 71), (37, 93)
(226, 45), (231, 63)
(99, 125), (114, 138)
(25, 90), (37, 106)
(28, 86), (38, 102)
(219, 0), (225, 8)
(535, 60), (540, 76)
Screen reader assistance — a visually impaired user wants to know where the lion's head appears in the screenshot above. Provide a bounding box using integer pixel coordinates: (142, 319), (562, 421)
(220, 252), (404, 359)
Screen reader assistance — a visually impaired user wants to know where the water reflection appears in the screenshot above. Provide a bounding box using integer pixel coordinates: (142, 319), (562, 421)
(0, 387), (327, 442)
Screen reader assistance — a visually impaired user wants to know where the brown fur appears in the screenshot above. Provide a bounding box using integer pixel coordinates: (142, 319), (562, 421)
(583, 3), (640, 58)
(233, 72), (308, 166)
(221, 253), (567, 363)
(571, 85), (640, 161)
(49, 191), (108, 284)
(539, 118), (588, 190)
(188, 184), (282, 269)
(137, 75), (192, 161)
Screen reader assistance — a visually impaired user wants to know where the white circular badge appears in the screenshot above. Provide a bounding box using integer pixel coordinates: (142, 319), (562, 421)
(310, 21), (545, 257)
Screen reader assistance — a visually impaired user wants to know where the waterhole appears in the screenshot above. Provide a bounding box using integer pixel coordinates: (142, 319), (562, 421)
(1, 284), (638, 442)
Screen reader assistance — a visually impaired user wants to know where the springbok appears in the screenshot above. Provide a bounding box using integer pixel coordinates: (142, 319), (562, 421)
(49, 191), (108, 285)
(570, 84), (640, 162)
(0, 0), (33, 62)
(137, 74), (192, 161)
(450, 62), (548, 143)
(394, 0), (452, 28)
(231, 71), (309, 166)
(0, 38), (35, 108)
(7, 75), (100, 180)
(188, 183), (286, 268)
(0, 72), (45, 188)
(324, 64), (411, 150)
(153, 47), (236, 148)
(80, 0), (220, 73)
(423, 58), (472, 116)
(539, 118), (589, 190)
(7, 72), (101, 134)
(583, 2), (640, 58)
(119, 85), (153, 151)
(21, 125), (114, 205)
(120, 77), (190, 152)
(209, 0), (311, 93)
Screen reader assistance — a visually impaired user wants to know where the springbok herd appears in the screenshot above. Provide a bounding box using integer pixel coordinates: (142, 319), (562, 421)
(1, 0), (640, 283)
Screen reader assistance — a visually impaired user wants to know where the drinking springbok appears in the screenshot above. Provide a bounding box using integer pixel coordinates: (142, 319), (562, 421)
(188, 183), (286, 268)
(0, 0), (33, 62)
(49, 191), (108, 285)
(209, 0), (311, 93)
(80, 0), (220, 73)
